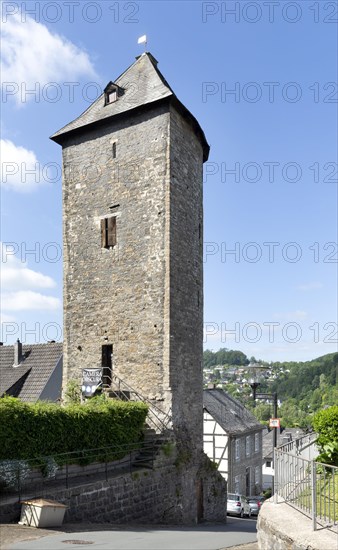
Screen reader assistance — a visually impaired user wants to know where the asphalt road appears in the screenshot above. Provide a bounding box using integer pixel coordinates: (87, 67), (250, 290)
(4, 517), (257, 550)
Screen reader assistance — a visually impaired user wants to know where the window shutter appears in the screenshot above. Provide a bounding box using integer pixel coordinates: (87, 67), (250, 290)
(107, 216), (116, 247)
(101, 218), (107, 248)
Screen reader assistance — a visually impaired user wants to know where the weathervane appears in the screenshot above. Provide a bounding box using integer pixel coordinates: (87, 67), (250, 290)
(137, 35), (147, 52)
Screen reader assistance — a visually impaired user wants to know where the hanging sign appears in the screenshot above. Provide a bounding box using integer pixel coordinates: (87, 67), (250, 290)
(82, 368), (102, 385)
(269, 418), (280, 428)
(82, 368), (102, 397)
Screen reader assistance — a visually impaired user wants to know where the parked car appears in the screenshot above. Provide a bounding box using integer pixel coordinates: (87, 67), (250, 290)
(227, 493), (251, 518)
(247, 496), (265, 516)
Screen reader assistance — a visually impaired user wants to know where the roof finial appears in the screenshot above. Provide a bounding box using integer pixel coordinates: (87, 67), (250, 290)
(137, 35), (147, 52)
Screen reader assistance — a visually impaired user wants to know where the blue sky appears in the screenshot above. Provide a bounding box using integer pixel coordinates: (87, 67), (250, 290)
(1, 0), (337, 361)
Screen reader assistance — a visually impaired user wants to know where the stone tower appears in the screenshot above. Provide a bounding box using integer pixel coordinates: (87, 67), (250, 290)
(51, 53), (209, 452)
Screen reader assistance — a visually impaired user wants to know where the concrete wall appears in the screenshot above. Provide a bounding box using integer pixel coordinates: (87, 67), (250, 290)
(257, 498), (337, 550)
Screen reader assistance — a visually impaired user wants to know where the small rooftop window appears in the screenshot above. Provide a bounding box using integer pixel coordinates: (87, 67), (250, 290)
(104, 82), (123, 106)
(107, 89), (117, 104)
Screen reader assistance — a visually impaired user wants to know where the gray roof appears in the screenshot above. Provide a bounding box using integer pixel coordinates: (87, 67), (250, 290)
(0, 342), (63, 402)
(262, 427), (306, 459)
(203, 389), (264, 435)
(50, 52), (209, 161)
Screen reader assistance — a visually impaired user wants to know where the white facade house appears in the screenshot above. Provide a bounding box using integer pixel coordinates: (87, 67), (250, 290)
(203, 389), (264, 496)
(262, 427), (318, 490)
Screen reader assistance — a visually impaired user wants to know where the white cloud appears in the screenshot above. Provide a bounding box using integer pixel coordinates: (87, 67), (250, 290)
(1, 11), (97, 104)
(0, 139), (48, 192)
(296, 282), (324, 292)
(1, 265), (56, 290)
(1, 291), (61, 311)
(1, 243), (60, 313)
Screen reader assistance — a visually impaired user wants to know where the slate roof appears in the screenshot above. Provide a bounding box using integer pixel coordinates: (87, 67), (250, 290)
(0, 342), (63, 402)
(262, 426), (306, 459)
(50, 52), (209, 161)
(203, 389), (264, 435)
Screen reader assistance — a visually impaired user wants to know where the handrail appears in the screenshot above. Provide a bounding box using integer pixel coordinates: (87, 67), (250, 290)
(275, 446), (338, 531)
(278, 431), (318, 455)
(102, 373), (172, 433)
(0, 438), (164, 501)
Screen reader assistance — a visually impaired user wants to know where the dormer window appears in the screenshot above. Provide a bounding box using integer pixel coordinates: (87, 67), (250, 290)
(107, 89), (117, 104)
(104, 82), (122, 106)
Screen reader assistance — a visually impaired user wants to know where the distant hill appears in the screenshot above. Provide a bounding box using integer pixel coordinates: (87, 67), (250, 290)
(268, 352), (338, 403)
(203, 348), (249, 368)
(203, 349), (338, 428)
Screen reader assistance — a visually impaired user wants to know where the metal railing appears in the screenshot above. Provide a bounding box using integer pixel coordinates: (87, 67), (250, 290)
(102, 373), (172, 434)
(0, 438), (163, 503)
(277, 432), (318, 458)
(274, 447), (338, 531)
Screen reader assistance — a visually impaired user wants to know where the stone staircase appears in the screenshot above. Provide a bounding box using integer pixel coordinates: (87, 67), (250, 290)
(133, 428), (167, 469)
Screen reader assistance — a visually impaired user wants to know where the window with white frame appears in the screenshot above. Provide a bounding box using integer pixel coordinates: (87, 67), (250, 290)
(234, 475), (240, 494)
(255, 466), (260, 485)
(254, 433), (260, 452)
(235, 438), (240, 460)
(245, 435), (251, 456)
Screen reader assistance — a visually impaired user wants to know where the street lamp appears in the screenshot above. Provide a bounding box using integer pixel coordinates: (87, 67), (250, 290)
(247, 362), (262, 402)
(247, 362), (279, 495)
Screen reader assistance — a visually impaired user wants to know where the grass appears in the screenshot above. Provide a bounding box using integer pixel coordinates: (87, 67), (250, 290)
(296, 469), (338, 523)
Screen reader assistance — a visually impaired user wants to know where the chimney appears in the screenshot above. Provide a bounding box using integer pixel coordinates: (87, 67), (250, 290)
(14, 339), (22, 366)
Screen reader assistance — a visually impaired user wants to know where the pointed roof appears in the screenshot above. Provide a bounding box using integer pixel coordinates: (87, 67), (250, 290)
(50, 52), (209, 161)
(203, 388), (264, 435)
(0, 342), (63, 402)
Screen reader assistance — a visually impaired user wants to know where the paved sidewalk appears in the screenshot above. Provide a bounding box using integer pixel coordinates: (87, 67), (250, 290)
(1, 520), (258, 550)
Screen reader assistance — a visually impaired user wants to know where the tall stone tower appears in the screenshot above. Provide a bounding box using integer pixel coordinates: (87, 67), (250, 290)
(51, 53), (209, 452)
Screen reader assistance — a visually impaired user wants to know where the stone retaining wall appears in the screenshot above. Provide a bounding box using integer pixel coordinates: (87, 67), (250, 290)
(0, 452), (227, 525)
(257, 498), (337, 550)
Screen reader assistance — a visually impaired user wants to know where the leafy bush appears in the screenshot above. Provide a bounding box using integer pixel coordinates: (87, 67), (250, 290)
(312, 405), (338, 466)
(0, 396), (148, 461)
(63, 378), (82, 404)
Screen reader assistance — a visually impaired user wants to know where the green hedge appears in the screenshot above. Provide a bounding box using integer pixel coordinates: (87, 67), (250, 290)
(0, 396), (148, 461)
(313, 405), (338, 466)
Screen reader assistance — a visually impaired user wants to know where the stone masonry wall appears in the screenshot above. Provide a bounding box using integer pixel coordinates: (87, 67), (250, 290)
(0, 452), (227, 525)
(62, 100), (206, 442)
(169, 106), (204, 454)
(62, 105), (171, 408)
(60, 96), (215, 523)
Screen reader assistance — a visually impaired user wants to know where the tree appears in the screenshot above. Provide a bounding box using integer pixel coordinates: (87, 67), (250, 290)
(319, 373), (327, 390)
(203, 348), (248, 368)
(203, 349), (217, 368)
(312, 405), (338, 466)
